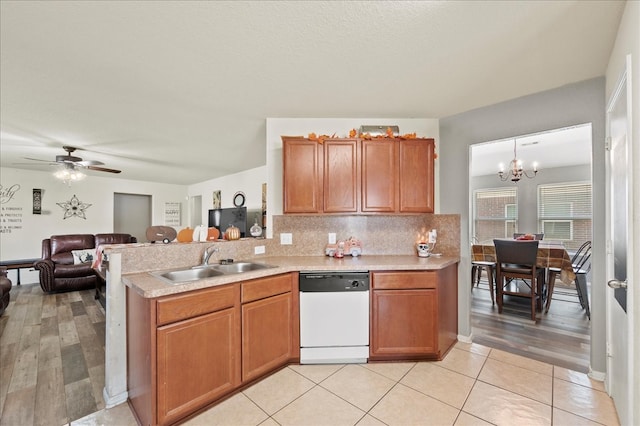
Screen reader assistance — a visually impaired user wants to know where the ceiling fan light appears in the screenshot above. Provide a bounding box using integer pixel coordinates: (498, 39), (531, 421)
(54, 166), (86, 185)
(70, 171), (86, 181)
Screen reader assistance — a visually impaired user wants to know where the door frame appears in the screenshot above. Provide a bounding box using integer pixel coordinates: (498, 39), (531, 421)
(605, 54), (636, 425)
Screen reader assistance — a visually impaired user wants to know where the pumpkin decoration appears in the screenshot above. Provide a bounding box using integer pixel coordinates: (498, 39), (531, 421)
(177, 227), (193, 243)
(225, 224), (241, 241)
(207, 227), (221, 241)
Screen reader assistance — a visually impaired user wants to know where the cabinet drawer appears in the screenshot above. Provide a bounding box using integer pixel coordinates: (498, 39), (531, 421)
(372, 271), (437, 289)
(242, 274), (292, 303)
(157, 285), (236, 326)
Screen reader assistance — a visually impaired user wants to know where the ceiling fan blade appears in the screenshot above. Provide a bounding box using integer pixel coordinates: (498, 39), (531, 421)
(87, 165), (121, 174)
(13, 161), (56, 166)
(23, 157), (53, 163)
(76, 160), (104, 166)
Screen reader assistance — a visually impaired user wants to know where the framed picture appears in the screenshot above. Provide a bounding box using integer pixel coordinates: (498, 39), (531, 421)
(213, 190), (221, 209)
(164, 202), (181, 226)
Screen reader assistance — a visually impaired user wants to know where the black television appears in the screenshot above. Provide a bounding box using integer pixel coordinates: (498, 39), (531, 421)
(208, 207), (247, 238)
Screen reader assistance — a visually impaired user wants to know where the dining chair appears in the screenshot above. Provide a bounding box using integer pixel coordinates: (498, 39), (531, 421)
(545, 241), (591, 319)
(471, 260), (496, 305)
(470, 238), (496, 305)
(494, 239), (545, 321)
(513, 233), (545, 240)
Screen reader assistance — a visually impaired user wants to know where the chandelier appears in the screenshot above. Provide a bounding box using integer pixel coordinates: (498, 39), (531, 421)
(498, 139), (538, 182)
(54, 164), (86, 186)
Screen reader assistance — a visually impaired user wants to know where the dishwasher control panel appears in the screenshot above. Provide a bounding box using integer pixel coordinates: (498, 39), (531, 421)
(299, 271), (370, 292)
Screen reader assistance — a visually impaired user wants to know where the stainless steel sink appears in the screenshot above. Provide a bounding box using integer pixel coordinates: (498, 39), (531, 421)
(152, 262), (277, 284)
(211, 262), (277, 274)
(152, 267), (224, 284)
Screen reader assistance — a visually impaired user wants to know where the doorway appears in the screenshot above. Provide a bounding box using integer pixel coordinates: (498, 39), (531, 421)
(189, 195), (202, 228)
(114, 193), (152, 243)
(468, 124), (593, 372)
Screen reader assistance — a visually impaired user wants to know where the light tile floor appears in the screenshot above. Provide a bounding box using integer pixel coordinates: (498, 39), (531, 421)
(71, 342), (620, 426)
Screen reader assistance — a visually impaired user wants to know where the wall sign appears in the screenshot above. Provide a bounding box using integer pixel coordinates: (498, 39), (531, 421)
(0, 183), (23, 234)
(57, 194), (92, 220)
(164, 202), (181, 226)
(33, 188), (42, 214)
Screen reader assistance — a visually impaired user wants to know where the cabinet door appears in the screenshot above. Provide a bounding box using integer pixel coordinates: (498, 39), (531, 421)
(283, 138), (323, 213)
(370, 289), (437, 359)
(242, 292), (293, 382)
(323, 139), (359, 213)
(361, 139), (397, 212)
(399, 139), (434, 213)
(157, 307), (240, 425)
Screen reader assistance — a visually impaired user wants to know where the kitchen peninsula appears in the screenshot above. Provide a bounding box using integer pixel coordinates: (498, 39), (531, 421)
(102, 213), (461, 425)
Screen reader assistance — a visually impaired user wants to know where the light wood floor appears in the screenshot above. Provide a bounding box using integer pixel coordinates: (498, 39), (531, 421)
(0, 284), (106, 426)
(471, 274), (591, 373)
(1, 279), (591, 425)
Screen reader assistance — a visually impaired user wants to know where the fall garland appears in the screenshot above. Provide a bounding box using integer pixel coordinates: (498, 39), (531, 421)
(307, 127), (420, 144)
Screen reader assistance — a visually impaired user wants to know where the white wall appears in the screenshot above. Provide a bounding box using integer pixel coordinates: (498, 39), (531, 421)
(0, 167), (187, 283)
(187, 166), (267, 227)
(265, 118), (440, 237)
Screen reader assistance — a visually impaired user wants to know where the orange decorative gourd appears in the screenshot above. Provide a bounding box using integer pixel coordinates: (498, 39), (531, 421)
(225, 225), (241, 241)
(207, 227), (221, 241)
(177, 227), (193, 243)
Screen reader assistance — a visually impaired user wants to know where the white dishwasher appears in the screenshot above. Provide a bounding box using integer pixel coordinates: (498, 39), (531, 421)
(299, 271), (370, 364)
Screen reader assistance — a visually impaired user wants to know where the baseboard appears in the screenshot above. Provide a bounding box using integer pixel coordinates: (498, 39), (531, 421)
(458, 333), (473, 343)
(588, 367), (606, 382)
(103, 387), (128, 409)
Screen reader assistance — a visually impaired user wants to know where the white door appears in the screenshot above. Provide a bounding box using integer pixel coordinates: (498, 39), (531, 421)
(606, 55), (635, 426)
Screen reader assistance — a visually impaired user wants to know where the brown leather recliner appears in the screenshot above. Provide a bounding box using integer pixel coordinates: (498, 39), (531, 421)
(34, 233), (136, 293)
(0, 266), (12, 316)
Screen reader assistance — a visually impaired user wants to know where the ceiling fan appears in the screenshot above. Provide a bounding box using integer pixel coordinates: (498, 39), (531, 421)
(22, 146), (121, 174)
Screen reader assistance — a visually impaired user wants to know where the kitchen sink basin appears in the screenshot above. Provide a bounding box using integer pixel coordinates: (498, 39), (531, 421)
(152, 267), (224, 284)
(152, 262), (277, 284)
(211, 262), (277, 274)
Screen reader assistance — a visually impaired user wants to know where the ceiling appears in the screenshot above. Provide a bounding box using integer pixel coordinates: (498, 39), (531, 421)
(0, 1), (625, 185)
(470, 124), (592, 177)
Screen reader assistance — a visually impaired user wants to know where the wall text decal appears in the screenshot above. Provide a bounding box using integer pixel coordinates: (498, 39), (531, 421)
(0, 183), (20, 204)
(0, 183), (23, 233)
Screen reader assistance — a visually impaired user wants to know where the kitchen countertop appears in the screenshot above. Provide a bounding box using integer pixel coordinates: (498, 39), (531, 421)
(123, 255), (459, 298)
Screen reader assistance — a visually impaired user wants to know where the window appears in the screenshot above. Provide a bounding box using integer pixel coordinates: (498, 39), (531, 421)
(505, 204), (516, 236)
(473, 188), (517, 242)
(541, 220), (573, 240)
(538, 182), (592, 250)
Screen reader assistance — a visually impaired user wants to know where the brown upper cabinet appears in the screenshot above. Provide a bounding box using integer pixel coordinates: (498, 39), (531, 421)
(283, 136), (435, 214)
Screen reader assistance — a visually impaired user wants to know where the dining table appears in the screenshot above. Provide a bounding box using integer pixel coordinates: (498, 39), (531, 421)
(471, 240), (576, 285)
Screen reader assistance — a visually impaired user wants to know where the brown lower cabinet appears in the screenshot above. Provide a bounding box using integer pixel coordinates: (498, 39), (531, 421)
(370, 264), (458, 361)
(127, 273), (299, 426)
(241, 273), (299, 382)
(126, 266), (456, 424)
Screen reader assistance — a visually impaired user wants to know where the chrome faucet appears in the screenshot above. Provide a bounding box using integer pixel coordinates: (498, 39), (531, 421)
(202, 245), (219, 266)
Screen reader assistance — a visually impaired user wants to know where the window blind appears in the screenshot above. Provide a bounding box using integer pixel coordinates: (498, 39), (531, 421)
(538, 182), (592, 250)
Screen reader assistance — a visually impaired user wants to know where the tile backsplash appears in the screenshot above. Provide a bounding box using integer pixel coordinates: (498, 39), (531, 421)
(115, 214), (460, 275)
(270, 214), (460, 257)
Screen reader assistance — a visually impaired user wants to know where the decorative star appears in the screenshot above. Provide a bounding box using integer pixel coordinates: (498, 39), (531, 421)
(57, 194), (92, 219)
